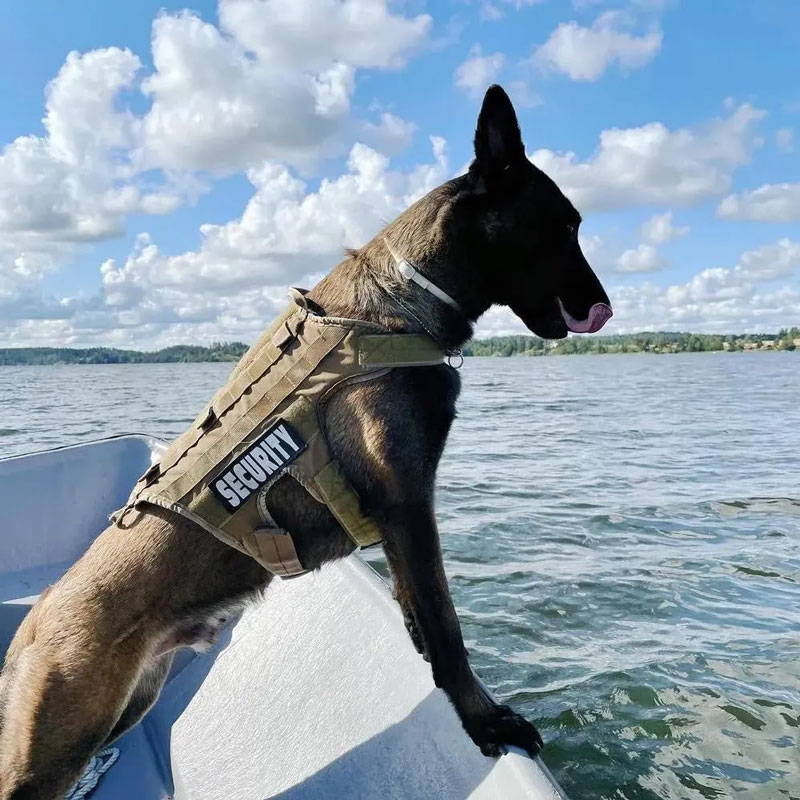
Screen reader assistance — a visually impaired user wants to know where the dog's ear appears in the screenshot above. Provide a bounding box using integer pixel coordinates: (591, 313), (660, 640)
(473, 84), (526, 176)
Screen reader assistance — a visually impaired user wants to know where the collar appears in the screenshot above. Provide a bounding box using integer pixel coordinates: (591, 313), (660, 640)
(383, 238), (463, 314)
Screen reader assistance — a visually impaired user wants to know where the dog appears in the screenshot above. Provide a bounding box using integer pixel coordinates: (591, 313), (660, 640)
(0, 84), (611, 799)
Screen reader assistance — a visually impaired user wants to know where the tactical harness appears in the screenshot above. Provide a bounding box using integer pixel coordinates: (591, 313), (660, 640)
(112, 289), (446, 577)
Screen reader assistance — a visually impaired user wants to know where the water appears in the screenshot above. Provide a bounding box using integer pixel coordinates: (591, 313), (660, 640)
(1, 352), (799, 799)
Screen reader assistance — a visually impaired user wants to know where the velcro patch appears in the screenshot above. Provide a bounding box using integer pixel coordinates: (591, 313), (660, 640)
(210, 419), (306, 512)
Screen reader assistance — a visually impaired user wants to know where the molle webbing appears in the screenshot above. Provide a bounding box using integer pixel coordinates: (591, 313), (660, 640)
(112, 290), (445, 577)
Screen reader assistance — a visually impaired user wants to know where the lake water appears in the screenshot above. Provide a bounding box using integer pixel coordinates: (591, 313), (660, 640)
(1, 353), (798, 799)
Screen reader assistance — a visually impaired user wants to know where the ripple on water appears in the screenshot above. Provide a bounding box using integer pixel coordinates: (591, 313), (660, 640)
(1, 354), (799, 799)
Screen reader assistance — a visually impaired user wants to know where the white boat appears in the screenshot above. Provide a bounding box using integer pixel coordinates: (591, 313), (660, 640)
(0, 435), (566, 799)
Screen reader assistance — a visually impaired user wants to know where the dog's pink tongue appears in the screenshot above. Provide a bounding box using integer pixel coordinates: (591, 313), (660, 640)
(558, 299), (613, 334)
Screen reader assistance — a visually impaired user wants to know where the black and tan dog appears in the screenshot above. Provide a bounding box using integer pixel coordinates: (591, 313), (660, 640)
(0, 85), (611, 798)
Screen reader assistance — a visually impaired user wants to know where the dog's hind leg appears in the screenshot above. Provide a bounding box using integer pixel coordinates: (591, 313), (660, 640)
(102, 651), (174, 747)
(0, 636), (150, 800)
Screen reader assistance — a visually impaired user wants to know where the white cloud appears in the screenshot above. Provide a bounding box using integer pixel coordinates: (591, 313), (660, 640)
(359, 113), (417, 155)
(611, 238), (800, 332)
(616, 243), (668, 273)
(480, 2), (506, 21)
(533, 11), (662, 81)
(454, 46), (506, 96)
(102, 137), (449, 295)
(736, 238), (800, 281)
(481, 0), (545, 21)
(0, 47), (183, 297)
(506, 80), (543, 109)
(0, 0), (433, 319)
(532, 103), (766, 211)
(0, 48), (177, 251)
(640, 211), (689, 244)
(2, 137), (450, 347)
(717, 183), (800, 223)
(139, 1), (431, 173)
(610, 281), (800, 334)
(776, 127), (794, 153)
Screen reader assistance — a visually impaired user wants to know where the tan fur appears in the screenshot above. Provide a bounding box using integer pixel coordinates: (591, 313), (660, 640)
(0, 509), (270, 799)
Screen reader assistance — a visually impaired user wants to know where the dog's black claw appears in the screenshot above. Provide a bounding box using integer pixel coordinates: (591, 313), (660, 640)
(465, 704), (543, 760)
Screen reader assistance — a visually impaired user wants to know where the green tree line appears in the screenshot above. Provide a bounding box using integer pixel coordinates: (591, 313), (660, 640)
(463, 328), (800, 357)
(2, 329), (797, 365)
(0, 342), (249, 366)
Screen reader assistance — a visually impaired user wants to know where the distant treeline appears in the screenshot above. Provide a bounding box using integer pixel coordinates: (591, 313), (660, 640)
(0, 342), (249, 366)
(2, 329), (798, 365)
(463, 328), (800, 357)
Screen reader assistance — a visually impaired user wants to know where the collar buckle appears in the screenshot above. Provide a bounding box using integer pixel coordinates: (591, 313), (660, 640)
(384, 237), (463, 314)
(397, 260), (416, 280)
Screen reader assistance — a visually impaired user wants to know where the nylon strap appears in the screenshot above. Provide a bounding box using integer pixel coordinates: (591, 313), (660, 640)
(113, 289), (446, 576)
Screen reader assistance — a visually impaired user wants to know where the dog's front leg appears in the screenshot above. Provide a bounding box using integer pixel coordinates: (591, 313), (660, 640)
(381, 503), (543, 759)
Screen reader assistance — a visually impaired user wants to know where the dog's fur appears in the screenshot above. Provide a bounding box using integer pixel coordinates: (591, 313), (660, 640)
(0, 86), (610, 799)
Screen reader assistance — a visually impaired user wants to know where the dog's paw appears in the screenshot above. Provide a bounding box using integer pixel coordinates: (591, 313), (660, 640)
(463, 704), (544, 759)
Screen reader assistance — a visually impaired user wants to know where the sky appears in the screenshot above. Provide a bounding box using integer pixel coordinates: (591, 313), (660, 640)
(0, 0), (798, 348)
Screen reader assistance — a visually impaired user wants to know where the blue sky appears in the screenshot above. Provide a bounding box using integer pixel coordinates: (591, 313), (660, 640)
(0, 0), (798, 347)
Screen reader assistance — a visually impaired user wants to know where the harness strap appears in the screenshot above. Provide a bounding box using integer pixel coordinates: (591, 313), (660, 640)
(113, 290), (447, 576)
(357, 333), (445, 367)
(243, 527), (306, 578)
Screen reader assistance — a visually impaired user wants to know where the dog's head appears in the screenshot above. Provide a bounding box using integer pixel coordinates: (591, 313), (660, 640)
(461, 85), (612, 339)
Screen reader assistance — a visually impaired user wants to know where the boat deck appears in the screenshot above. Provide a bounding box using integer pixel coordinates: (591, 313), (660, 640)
(0, 436), (565, 799)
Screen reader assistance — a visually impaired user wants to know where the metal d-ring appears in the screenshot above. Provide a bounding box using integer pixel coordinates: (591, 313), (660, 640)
(447, 349), (464, 369)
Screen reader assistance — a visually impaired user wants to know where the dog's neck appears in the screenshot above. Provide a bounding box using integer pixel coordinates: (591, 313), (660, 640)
(307, 246), (476, 352)
(308, 185), (490, 352)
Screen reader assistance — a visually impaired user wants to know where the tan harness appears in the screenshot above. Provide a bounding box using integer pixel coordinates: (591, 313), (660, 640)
(112, 290), (445, 577)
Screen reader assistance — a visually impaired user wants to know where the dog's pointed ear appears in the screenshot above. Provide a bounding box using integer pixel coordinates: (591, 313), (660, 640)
(473, 84), (526, 175)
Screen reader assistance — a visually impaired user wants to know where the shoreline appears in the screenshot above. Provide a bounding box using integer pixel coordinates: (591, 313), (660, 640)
(1, 330), (798, 365)
(1, 348), (797, 366)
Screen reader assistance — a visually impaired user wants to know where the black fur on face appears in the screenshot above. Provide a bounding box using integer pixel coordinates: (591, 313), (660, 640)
(462, 84), (611, 339)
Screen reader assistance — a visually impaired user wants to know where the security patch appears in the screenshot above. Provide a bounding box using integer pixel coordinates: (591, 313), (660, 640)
(210, 419), (306, 512)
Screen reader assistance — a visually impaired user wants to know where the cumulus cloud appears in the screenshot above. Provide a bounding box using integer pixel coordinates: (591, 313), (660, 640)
(359, 112), (417, 155)
(717, 183), (800, 223)
(1, 0), (795, 350)
(533, 11), (662, 81)
(102, 137), (449, 295)
(736, 238), (800, 281)
(480, 0), (545, 22)
(532, 103), (766, 211)
(640, 211), (689, 244)
(616, 243), (668, 273)
(0, 0), (432, 328)
(454, 46), (506, 96)
(610, 242), (800, 332)
(0, 48), (181, 293)
(2, 137), (450, 347)
(138, 1), (431, 173)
